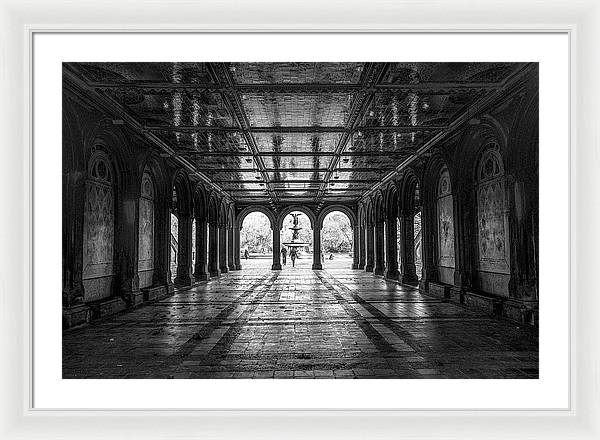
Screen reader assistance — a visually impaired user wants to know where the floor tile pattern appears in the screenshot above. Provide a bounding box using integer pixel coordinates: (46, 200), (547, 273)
(63, 264), (539, 379)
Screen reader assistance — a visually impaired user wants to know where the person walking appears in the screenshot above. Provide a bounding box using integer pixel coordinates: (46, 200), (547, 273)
(290, 248), (297, 267)
(244, 249), (249, 260)
(281, 246), (287, 265)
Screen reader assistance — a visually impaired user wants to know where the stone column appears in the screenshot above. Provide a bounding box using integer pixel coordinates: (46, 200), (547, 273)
(364, 222), (375, 272)
(208, 220), (220, 277)
(233, 226), (242, 270)
(419, 201), (438, 291)
(193, 218), (209, 281)
(357, 224), (366, 270)
(272, 226), (282, 270)
(153, 202), (173, 292)
(312, 226), (323, 270)
(117, 190), (142, 304)
(218, 222), (229, 273)
(352, 225), (360, 269)
(227, 226), (237, 270)
(174, 212), (193, 287)
(385, 217), (400, 280)
(399, 211), (418, 285)
(62, 171), (86, 308)
(374, 221), (386, 275)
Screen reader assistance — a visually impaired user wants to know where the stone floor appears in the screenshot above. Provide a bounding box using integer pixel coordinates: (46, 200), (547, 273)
(63, 262), (539, 379)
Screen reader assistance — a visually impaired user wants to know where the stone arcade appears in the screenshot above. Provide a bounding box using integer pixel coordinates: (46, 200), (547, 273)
(62, 63), (538, 379)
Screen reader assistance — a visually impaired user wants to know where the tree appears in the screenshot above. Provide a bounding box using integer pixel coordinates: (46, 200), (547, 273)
(240, 212), (273, 253)
(322, 212), (352, 253)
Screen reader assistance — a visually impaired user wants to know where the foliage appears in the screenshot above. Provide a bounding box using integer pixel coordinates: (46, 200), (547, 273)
(240, 211), (356, 255)
(322, 212), (352, 253)
(240, 212), (272, 253)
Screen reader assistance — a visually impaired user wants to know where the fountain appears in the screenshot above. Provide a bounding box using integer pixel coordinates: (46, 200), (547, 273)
(282, 212), (310, 252)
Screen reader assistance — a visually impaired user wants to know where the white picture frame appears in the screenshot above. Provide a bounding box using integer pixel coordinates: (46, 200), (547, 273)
(1, 0), (598, 438)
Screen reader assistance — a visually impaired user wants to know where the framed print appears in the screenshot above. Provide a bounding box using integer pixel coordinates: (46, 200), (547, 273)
(0, 0), (599, 439)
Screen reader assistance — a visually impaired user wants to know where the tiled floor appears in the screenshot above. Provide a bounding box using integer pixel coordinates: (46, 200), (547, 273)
(63, 262), (539, 379)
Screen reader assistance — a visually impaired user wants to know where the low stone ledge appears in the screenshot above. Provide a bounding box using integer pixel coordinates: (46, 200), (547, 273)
(142, 285), (169, 302)
(463, 290), (504, 316)
(503, 299), (539, 326)
(428, 282), (450, 299)
(448, 287), (465, 305)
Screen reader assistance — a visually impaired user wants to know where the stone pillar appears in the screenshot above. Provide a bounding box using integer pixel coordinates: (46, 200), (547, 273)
(364, 222), (375, 272)
(193, 218), (209, 281)
(399, 211), (418, 285)
(352, 225), (360, 269)
(227, 226), (237, 270)
(218, 222), (229, 273)
(385, 217), (400, 280)
(272, 226), (282, 270)
(312, 226), (323, 270)
(174, 212), (193, 287)
(374, 221), (386, 275)
(233, 226), (242, 270)
(117, 190), (142, 304)
(419, 200), (437, 291)
(62, 171), (86, 308)
(357, 224), (366, 270)
(208, 221), (220, 277)
(153, 202), (173, 292)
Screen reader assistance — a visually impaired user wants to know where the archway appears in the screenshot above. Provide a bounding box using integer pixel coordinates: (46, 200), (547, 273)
(240, 211), (273, 269)
(281, 211), (313, 269)
(321, 211), (353, 269)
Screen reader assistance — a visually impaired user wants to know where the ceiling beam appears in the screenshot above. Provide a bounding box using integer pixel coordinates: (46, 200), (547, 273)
(216, 179), (377, 184)
(90, 81), (500, 94)
(194, 167), (394, 173)
(145, 125), (447, 133)
(178, 151), (417, 157)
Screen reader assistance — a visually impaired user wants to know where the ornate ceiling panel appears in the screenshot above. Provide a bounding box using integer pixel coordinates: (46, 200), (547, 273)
(64, 61), (529, 206)
(243, 93), (354, 127)
(254, 132), (341, 153)
(230, 62), (365, 84)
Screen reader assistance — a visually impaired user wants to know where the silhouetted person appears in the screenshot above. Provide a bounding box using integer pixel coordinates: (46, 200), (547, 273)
(281, 247), (287, 265)
(244, 249), (249, 260)
(290, 248), (297, 267)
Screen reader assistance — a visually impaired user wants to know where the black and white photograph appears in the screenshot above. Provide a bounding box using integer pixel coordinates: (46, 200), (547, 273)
(62, 61), (539, 380)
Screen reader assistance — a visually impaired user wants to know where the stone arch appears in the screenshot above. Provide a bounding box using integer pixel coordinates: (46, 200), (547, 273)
(192, 184), (208, 221)
(422, 153), (457, 286)
(453, 117), (508, 189)
(218, 199), (229, 227)
(384, 182), (399, 221)
(316, 204), (357, 230)
(171, 169), (193, 216)
(237, 205), (276, 230)
(276, 205), (316, 231)
(138, 155), (170, 206)
(207, 195), (219, 224)
(399, 168), (422, 214)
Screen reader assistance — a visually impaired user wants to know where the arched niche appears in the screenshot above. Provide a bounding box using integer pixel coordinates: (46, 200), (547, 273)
(137, 168), (155, 288)
(475, 143), (511, 294)
(82, 148), (117, 301)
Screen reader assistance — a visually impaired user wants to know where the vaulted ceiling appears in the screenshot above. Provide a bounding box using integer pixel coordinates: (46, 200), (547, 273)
(65, 62), (530, 208)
